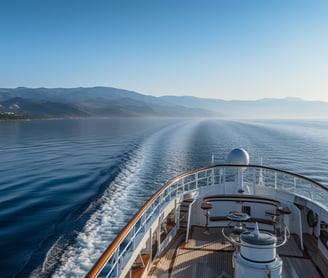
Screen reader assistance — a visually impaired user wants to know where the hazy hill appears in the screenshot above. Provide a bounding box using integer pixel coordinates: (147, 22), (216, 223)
(160, 96), (328, 118)
(0, 87), (217, 119)
(0, 97), (89, 118)
(1, 87), (328, 120)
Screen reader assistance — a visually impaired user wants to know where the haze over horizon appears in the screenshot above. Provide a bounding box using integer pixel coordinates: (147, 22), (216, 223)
(1, 86), (323, 103)
(1, 0), (328, 101)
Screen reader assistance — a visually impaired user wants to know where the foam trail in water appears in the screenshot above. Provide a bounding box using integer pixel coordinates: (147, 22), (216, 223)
(50, 144), (147, 277)
(46, 120), (197, 277)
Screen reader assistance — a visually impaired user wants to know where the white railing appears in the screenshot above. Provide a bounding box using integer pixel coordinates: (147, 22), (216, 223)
(87, 164), (328, 278)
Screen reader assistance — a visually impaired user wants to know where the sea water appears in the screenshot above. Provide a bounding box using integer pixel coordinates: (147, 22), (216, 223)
(1, 118), (328, 277)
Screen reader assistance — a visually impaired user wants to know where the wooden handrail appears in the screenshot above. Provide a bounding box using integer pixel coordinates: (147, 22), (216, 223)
(87, 165), (211, 277)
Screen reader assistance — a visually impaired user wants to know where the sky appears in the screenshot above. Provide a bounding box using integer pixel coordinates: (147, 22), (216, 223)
(0, 0), (328, 101)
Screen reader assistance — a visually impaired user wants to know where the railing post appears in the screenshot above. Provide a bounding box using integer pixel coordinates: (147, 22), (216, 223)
(185, 199), (195, 242)
(196, 172), (199, 189)
(294, 177), (297, 193)
(159, 194), (164, 212)
(132, 226), (136, 251)
(223, 168), (226, 194)
(275, 172), (277, 189)
(115, 249), (120, 278)
(169, 183), (173, 200)
(253, 168), (256, 195)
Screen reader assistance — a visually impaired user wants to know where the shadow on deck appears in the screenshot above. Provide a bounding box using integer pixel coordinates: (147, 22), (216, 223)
(148, 226), (325, 278)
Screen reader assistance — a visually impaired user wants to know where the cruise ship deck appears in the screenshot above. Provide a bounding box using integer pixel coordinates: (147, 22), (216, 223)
(147, 226), (327, 278)
(88, 150), (328, 278)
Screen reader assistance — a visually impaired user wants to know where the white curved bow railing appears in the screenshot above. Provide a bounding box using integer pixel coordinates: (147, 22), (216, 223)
(87, 164), (328, 278)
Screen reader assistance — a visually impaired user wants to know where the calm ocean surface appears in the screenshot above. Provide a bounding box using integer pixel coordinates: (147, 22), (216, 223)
(1, 118), (328, 277)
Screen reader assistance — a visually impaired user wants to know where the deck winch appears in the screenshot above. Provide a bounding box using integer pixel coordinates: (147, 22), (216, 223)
(234, 223), (283, 278)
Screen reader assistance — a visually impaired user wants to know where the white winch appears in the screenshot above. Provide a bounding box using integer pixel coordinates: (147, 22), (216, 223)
(234, 223), (283, 278)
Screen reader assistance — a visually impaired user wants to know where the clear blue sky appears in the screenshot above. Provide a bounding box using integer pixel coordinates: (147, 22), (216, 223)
(1, 0), (327, 100)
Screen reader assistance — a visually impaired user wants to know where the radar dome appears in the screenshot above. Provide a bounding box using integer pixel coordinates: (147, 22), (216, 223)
(227, 148), (250, 165)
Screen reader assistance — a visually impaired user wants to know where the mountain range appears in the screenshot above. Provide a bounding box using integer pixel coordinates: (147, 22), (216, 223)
(0, 87), (327, 119)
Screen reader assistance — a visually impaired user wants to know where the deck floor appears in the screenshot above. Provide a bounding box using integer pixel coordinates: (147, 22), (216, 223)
(149, 226), (324, 278)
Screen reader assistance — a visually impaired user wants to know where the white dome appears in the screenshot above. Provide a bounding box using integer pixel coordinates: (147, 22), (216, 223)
(227, 148), (250, 165)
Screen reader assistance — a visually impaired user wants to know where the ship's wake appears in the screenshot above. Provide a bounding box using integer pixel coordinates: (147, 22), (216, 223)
(33, 119), (198, 277)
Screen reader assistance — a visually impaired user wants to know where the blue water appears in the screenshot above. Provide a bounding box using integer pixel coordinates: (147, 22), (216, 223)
(1, 118), (328, 277)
